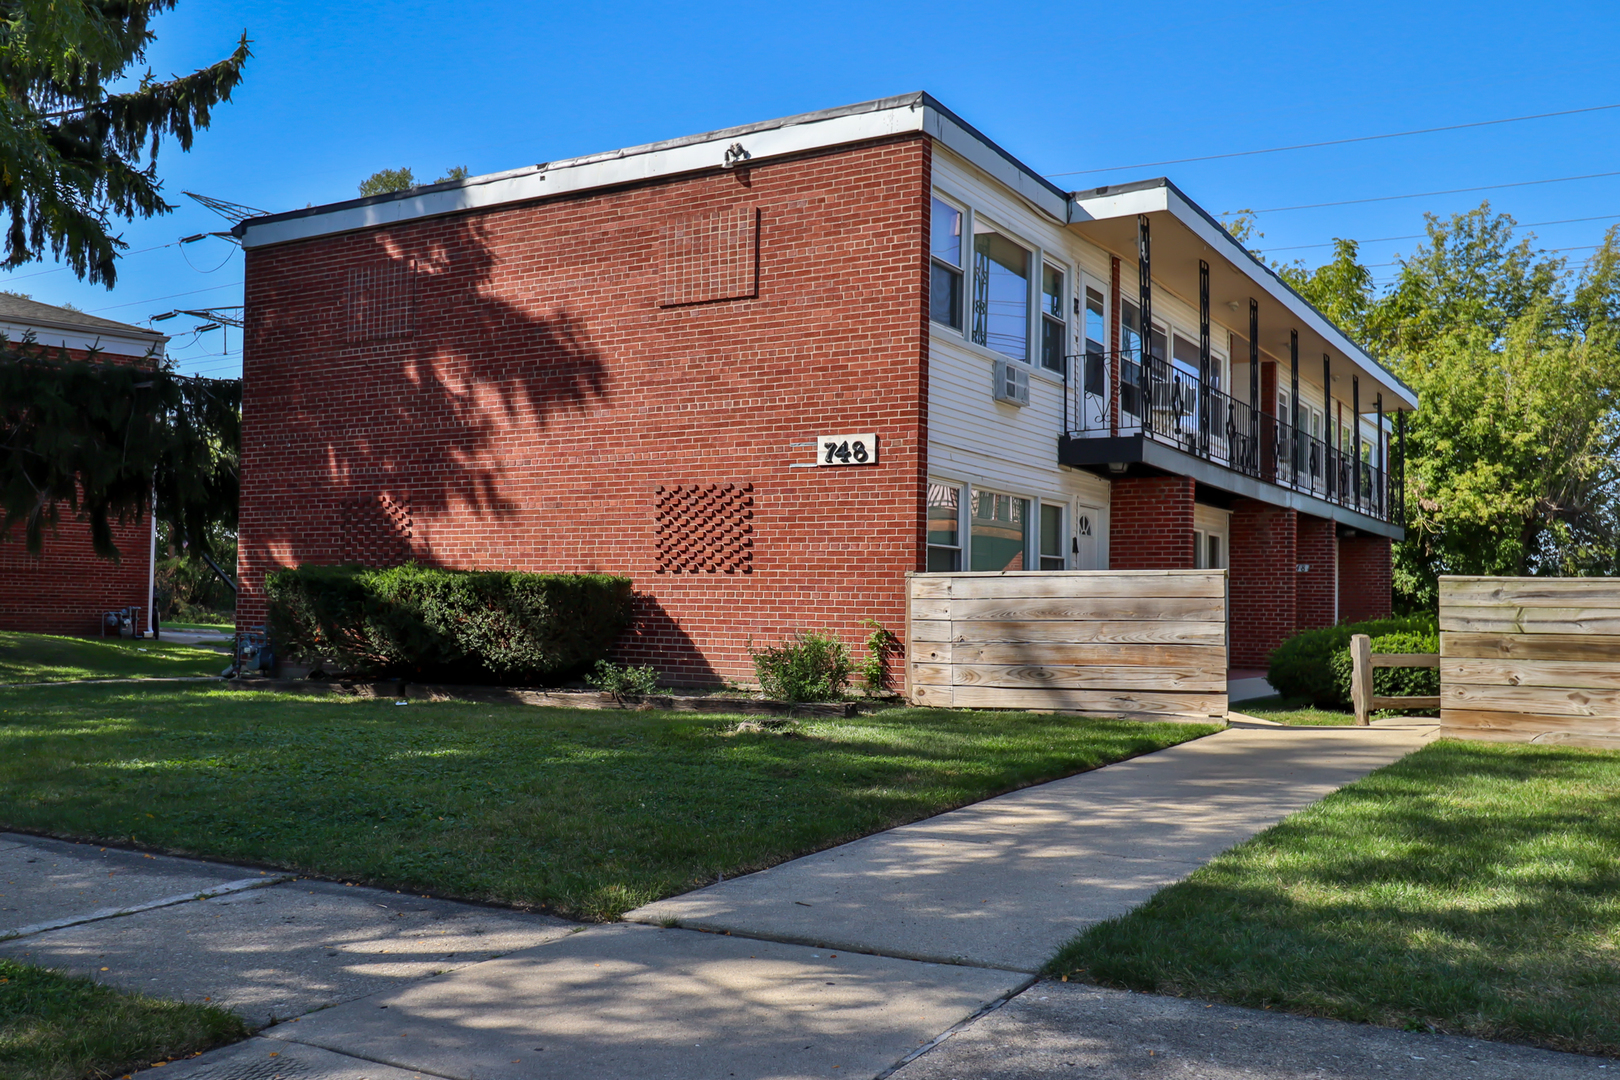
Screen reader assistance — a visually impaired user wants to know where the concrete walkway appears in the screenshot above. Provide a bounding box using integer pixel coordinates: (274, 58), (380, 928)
(13, 718), (1592, 1079)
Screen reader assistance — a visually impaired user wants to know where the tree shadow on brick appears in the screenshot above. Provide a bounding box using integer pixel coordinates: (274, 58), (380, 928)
(615, 592), (720, 687)
(244, 215), (611, 569)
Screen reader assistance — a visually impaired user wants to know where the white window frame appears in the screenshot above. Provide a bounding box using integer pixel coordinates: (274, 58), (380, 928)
(929, 192), (968, 336)
(926, 477), (968, 571)
(1035, 496), (1068, 571)
(1038, 258), (1072, 379)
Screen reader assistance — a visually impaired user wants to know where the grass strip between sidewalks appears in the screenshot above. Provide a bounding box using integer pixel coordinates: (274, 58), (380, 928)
(1049, 739), (1620, 1056)
(0, 958), (248, 1080)
(0, 683), (1216, 921)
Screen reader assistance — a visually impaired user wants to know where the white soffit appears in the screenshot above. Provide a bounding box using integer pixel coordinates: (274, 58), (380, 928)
(0, 321), (165, 358)
(1070, 183), (1418, 410)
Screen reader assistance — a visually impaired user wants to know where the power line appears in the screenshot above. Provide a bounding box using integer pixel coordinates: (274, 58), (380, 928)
(1257, 213), (1620, 254)
(87, 281), (242, 314)
(1242, 169), (1620, 215)
(1048, 102), (1620, 178)
(0, 240), (184, 284)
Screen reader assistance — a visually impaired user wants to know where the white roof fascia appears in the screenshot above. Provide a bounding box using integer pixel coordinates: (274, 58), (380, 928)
(239, 94), (1074, 250)
(1070, 184), (1419, 410)
(0, 320), (166, 358)
(242, 102), (937, 250)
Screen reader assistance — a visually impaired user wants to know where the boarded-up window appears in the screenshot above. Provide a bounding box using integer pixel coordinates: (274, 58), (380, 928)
(345, 260), (416, 343)
(661, 207), (758, 307)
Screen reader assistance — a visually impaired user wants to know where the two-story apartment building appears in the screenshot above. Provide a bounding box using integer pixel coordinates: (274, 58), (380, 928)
(233, 93), (1412, 684)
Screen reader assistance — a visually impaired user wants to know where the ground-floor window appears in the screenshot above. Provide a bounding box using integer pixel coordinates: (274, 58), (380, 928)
(970, 489), (1029, 571)
(926, 482), (962, 571)
(1193, 529), (1224, 569)
(931, 479), (1090, 572)
(1039, 503), (1066, 570)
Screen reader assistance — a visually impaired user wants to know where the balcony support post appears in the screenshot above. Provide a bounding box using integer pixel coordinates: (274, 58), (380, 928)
(1137, 215), (1153, 437)
(1397, 410), (1407, 526)
(1322, 353), (1333, 500)
(1352, 374), (1362, 513)
(1199, 260), (1210, 456)
(1248, 299), (1259, 473)
(1290, 330), (1300, 481)
(1376, 393), (1385, 520)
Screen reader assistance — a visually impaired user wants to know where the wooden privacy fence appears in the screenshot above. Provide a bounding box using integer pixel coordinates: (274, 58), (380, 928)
(1440, 576), (1620, 749)
(906, 570), (1228, 721)
(1349, 633), (1440, 726)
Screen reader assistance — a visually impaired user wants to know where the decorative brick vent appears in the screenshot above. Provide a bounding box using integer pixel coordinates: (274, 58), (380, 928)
(345, 260), (416, 343)
(341, 494), (413, 566)
(654, 483), (753, 573)
(661, 206), (758, 307)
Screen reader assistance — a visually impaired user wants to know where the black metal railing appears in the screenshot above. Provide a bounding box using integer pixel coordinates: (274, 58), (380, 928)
(1065, 349), (1398, 524)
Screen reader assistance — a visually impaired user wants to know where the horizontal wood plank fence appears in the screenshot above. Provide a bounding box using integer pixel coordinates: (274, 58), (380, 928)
(1440, 576), (1620, 749)
(907, 570), (1228, 722)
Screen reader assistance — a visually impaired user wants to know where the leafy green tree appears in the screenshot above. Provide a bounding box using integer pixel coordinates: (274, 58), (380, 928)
(358, 165), (469, 197)
(0, 1), (251, 287)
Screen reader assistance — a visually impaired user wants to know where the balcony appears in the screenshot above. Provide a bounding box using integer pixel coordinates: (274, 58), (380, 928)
(1060, 350), (1404, 530)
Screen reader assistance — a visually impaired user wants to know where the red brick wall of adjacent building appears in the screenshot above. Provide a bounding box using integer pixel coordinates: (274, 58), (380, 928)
(1294, 513), (1337, 631)
(237, 137), (932, 686)
(1108, 477), (1195, 569)
(1339, 534), (1393, 623)
(0, 345), (156, 636)
(1229, 498), (1297, 669)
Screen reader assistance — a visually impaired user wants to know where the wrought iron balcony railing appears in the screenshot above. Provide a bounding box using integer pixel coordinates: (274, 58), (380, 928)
(1065, 349), (1403, 525)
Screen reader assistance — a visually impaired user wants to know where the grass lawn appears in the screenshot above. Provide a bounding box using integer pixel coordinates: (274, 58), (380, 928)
(0, 684), (1216, 921)
(0, 958), (247, 1080)
(0, 632), (228, 684)
(1049, 739), (1620, 1056)
(1231, 694), (1359, 726)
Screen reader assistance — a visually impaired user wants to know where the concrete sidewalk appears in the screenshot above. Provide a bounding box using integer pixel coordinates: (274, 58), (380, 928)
(626, 720), (1438, 972)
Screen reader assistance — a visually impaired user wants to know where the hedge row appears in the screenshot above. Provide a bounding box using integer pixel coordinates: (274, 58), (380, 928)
(266, 563), (632, 684)
(1266, 613), (1439, 710)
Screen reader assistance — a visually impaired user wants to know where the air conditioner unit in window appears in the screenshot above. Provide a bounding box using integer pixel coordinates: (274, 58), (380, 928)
(992, 360), (1030, 407)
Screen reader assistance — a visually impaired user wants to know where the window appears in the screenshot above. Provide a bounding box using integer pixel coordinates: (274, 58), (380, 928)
(1193, 529), (1225, 569)
(1039, 503), (1065, 570)
(971, 225), (1030, 361)
(1083, 288), (1106, 397)
(1120, 300), (1142, 416)
(970, 488), (1028, 571)
(926, 481), (962, 571)
(930, 197), (963, 330)
(1041, 264), (1066, 373)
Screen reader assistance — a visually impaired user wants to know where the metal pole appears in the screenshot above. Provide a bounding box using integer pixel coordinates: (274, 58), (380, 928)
(1376, 393), (1385, 520)
(1322, 353), (1333, 500)
(1290, 330), (1300, 481)
(1199, 260), (1210, 454)
(1352, 375), (1362, 513)
(1397, 411), (1407, 526)
(1138, 215), (1153, 437)
(1248, 299), (1259, 471)
(146, 483), (158, 640)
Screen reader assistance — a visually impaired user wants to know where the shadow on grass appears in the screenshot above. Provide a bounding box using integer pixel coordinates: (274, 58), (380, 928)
(1049, 739), (1620, 1056)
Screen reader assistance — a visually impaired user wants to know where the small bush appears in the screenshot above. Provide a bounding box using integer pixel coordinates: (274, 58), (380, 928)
(1328, 628), (1440, 712)
(1267, 613), (1437, 708)
(750, 630), (851, 702)
(266, 563), (632, 684)
(858, 617), (898, 696)
(585, 660), (660, 697)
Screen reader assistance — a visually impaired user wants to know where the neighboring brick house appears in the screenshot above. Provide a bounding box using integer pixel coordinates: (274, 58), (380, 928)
(0, 295), (167, 635)
(234, 93), (1413, 684)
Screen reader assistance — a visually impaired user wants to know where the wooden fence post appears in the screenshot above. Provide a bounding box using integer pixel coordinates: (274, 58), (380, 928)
(1351, 633), (1373, 727)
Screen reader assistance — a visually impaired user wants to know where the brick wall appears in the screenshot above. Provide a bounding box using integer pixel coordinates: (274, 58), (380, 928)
(1338, 533), (1393, 623)
(1294, 513), (1337, 631)
(1108, 476), (1194, 569)
(0, 345), (156, 636)
(237, 136), (932, 686)
(1229, 498), (1297, 669)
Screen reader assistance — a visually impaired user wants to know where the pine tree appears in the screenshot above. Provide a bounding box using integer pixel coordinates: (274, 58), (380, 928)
(0, 1), (251, 287)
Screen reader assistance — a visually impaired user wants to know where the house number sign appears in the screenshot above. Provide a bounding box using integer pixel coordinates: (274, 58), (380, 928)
(817, 434), (878, 466)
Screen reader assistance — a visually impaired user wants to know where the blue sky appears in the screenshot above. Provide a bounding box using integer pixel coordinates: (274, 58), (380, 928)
(10, 0), (1620, 377)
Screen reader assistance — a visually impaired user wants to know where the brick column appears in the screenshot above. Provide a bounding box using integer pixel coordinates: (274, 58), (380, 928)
(1108, 476), (1195, 569)
(1295, 514), (1337, 631)
(1229, 498), (1297, 668)
(1338, 534), (1393, 622)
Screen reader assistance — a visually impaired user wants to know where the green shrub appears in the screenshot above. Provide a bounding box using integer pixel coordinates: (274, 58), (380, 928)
(584, 660), (660, 697)
(1267, 613), (1437, 708)
(858, 617), (898, 696)
(750, 630), (851, 702)
(1328, 629), (1440, 712)
(265, 563), (632, 684)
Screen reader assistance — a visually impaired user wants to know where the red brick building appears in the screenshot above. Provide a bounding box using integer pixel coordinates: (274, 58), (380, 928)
(234, 94), (1413, 684)
(0, 295), (167, 635)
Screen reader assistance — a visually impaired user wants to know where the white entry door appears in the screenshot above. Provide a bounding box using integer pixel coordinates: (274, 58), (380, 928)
(1073, 503), (1103, 569)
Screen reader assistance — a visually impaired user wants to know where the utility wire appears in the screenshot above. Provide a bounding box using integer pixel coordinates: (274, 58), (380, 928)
(1257, 213), (1620, 254)
(0, 240), (183, 283)
(1242, 169), (1620, 215)
(1048, 102), (1620, 178)
(88, 281), (243, 314)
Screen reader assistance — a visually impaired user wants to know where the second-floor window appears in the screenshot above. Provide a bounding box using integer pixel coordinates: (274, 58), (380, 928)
(930, 198), (964, 331)
(1084, 288), (1106, 397)
(1041, 264), (1066, 373)
(971, 225), (1030, 362)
